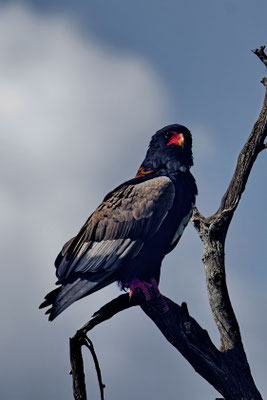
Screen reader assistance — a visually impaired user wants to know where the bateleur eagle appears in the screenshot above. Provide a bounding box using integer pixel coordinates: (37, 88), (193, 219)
(40, 124), (197, 320)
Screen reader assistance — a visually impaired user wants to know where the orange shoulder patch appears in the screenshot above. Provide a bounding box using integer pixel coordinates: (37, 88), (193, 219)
(135, 166), (154, 178)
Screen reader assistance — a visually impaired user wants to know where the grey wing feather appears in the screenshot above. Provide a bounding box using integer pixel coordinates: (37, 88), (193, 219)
(56, 176), (175, 281)
(42, 176), (175, 320)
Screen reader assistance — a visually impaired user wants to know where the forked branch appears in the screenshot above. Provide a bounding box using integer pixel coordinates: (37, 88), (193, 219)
(191, 47), (267, 355)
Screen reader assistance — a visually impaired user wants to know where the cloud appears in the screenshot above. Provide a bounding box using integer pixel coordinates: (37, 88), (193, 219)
(0, 4), (222, 400)
(0, 4), (215, 400)
(2, 3), (263, 400)
(0, 3), (172, 266)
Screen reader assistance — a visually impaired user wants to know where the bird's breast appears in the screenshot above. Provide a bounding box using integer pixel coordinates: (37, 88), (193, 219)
(159, 173), (196, 252)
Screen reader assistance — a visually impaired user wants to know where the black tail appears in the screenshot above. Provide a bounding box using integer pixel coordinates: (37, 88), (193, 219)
(39, 278), (100, 321)
(39, 275), (116, 321)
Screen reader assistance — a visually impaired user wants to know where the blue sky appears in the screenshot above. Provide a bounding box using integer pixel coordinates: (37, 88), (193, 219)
(1, 1), (267, 399)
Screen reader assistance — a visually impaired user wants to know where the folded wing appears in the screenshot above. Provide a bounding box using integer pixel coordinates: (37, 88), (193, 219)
(40, 176), (175, 320)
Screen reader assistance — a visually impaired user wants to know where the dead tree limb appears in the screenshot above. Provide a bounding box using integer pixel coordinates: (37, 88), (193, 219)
(69, 294), (135, 400)
(191, 79), (267, 354)
(69, 334), (87, 400)
(252, 45), (267, 67)
(70, 46), (267, 400)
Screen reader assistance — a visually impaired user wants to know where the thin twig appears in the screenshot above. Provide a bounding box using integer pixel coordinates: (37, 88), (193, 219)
(83, 336), (105, 400)
(70, 294), (137, 400)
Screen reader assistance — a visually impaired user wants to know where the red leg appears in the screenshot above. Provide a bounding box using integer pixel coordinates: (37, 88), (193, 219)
(129, 279), (152, 300)
(128, 278), (169, 312)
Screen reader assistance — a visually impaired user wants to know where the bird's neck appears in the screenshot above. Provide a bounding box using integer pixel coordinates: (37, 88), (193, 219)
(135, 158), (189, 179)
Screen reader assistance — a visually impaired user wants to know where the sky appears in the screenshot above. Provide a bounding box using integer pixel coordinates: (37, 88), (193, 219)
(1, 1), (267, 399)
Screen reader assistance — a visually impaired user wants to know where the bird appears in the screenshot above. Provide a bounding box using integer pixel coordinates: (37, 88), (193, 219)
(40, 124), (197, 320)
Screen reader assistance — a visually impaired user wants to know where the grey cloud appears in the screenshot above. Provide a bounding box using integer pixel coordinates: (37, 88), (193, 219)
(0, 5), (218, 400)
(2, 3), (265, 400)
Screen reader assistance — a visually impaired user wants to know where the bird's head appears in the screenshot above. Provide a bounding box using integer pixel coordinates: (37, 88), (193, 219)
(136, 124), (193, 178)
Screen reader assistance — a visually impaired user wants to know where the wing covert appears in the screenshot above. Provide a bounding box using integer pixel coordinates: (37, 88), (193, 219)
(55, 176), (175, 282)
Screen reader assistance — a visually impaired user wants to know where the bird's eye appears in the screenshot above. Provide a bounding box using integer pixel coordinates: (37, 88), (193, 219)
(165, 131), (173, 139)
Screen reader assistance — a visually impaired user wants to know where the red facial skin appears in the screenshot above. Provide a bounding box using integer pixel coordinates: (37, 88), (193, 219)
(167, 132), (184, 147)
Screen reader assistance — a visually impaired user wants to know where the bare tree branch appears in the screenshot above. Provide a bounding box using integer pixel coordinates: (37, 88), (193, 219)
(71, 286), (263, 399)
(80, 294), (134, 334)
(139, 292), (261, 399)
(69, 334), (87, 400)
(69, 334), (106, 400)
(191, 47), (267, 355)
(83, 337), (105, 400)
(69, 294), (135, 400)
(252, 45), (267, 67)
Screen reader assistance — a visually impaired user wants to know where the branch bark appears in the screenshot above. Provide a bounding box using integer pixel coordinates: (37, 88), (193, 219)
(252, 45), (267, 67)
(191, 61), (267, 353)
(70, 46), (267, 400)
(69, 294), (134, 400)
(191, 76), (267, 354)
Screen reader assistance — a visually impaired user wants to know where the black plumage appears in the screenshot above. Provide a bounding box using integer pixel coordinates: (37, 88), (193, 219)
(40, 124), (197, 320)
